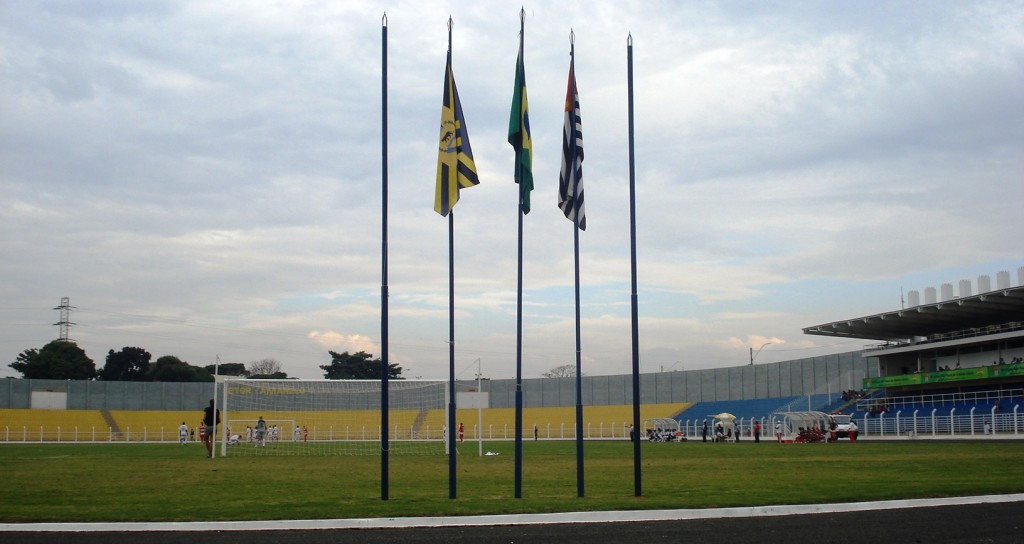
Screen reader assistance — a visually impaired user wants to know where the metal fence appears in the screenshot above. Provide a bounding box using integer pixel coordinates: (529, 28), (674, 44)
(856, 405), (1023, 437)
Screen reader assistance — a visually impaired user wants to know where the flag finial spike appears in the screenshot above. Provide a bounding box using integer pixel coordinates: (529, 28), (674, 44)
(627, 33), (632, 46)
(448, 16), (453, 33)
(570, 29), (575, 45)
(382, 12), (387, 26)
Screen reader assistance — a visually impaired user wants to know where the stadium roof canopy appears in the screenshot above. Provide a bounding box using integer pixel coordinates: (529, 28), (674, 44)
(802, 286), (1024, 342)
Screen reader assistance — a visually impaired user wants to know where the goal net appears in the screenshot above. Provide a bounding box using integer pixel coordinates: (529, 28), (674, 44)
(220, 379), (448, 457)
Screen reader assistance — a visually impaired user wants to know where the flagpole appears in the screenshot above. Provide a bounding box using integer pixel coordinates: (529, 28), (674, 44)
(514, 198), (524, 499)
(627, 33), (642, 497)
(513, 8), (526, 501)
(445, 18), (458, 501)
(448, 211), (457, 499)
(380, 12), (391, 501)
(569, 30), (585, 499)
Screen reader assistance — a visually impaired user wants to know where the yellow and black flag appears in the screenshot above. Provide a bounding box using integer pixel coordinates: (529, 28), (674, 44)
(435, 51), (480, 216)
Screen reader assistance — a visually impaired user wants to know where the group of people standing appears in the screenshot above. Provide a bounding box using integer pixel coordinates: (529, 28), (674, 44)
(174, 399), (223, 457)
(700, 419), (770, 443)
(178, 401), (311, 457)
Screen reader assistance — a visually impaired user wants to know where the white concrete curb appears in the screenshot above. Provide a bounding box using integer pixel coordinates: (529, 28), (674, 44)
(3, 493), (1023, 532)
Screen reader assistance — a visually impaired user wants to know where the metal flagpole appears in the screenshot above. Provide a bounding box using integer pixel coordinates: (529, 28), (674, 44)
(446, 19), (459, 500)
(569, 30), (585, 499)
(448, 211), (457, 499)
(514, 202), (524, 499)
(627, 33), (643, 497)
(513, 10), (526, 501)
(380, 12), (390, 501)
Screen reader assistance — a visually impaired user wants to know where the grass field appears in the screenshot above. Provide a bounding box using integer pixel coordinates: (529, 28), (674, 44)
(1, 439), (1022, 523)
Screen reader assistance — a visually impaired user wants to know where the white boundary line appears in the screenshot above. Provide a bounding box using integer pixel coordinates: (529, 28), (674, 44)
(3, 494), (1023, 532)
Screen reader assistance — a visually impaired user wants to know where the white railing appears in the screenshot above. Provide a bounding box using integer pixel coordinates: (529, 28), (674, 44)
(5, 407), (1021, 443)
(858, 388), (1023, 412)
(858, 404), (1022, 438)
(0, 421), (636, 443)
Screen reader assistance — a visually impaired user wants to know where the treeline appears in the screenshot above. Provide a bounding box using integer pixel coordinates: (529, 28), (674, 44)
(7, 341), (404, 382)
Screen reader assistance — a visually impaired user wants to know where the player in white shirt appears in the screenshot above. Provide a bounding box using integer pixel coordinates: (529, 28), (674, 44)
(178, 421), (189, 445)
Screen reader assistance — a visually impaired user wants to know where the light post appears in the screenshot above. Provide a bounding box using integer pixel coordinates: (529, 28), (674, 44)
(750, 342), (773, 365)
(660, 361), (683, 372)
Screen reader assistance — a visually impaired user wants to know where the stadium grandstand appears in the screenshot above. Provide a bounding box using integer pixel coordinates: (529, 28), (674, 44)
(802, 274), (1024, 437)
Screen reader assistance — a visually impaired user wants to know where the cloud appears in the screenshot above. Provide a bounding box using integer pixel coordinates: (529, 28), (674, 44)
(1, 1), (1021, 380)
(307, 331), (380, 355)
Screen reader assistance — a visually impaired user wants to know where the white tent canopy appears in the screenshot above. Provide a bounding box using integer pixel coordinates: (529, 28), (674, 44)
(775, 411), (832, 436)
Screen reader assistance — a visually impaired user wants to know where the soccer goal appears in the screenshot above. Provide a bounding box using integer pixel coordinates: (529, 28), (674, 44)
(220, 379), (448, 457)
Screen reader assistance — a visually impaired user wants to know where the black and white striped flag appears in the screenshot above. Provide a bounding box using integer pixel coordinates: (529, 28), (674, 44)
(558, 56), (585, 230)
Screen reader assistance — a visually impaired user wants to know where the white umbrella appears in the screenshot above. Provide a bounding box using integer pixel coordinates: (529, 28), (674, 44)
(711, 412), (736, 420)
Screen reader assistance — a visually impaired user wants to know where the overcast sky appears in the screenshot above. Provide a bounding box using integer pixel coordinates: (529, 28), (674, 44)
(2, 1), (1022, 381)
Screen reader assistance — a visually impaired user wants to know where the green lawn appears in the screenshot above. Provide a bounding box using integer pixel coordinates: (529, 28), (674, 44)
(1, 440), (1022, 522)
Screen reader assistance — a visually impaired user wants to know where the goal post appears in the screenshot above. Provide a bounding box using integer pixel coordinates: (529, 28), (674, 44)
(219, 379), (448, 457)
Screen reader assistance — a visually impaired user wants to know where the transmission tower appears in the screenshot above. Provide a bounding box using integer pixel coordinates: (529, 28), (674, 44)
(53, 296), (76, 342)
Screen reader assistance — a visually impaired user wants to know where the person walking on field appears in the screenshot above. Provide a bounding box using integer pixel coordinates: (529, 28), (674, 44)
(775, 421), (783, 443)
(458, 422), (465, 443)
(178, 421), (189, 445)
(702, 420), (708, 443)
(202, 399), (220, 458)
(753, 421), (761, 443)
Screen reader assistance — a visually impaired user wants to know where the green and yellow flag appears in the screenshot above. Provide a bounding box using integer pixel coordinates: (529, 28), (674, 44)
(435, 52), (480, 217)
(507, 34), (533, 214)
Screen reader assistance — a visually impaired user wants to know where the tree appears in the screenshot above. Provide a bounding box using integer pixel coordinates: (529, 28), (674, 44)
(8, 340), (96, 380)
(98, 347), (151, 381)
(9, 349), (38, 377)
(203, 362), (249, 377)
(148, 355), (213, 382)
(247, 358), (288, 379)
(321, 351), (402, 380)
(542, 364), (582, 378)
